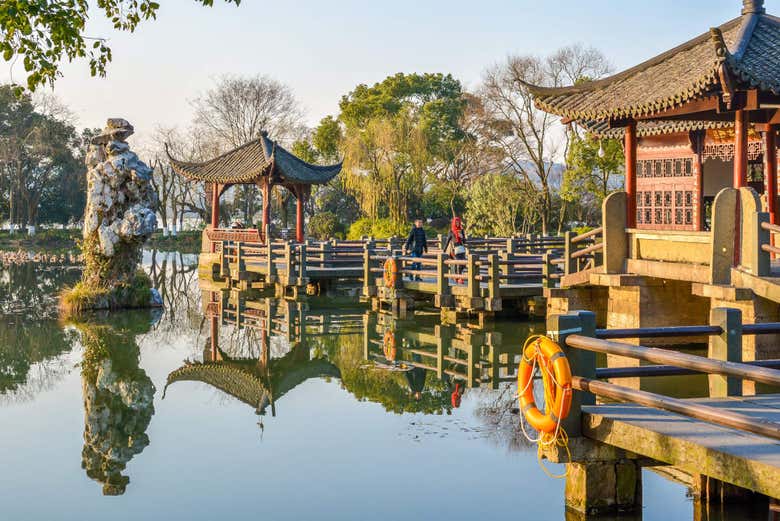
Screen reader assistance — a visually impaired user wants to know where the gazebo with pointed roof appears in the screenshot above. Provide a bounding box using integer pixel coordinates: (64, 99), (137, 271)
(526, 0), (780, 231)
(167, 131), (342, 244)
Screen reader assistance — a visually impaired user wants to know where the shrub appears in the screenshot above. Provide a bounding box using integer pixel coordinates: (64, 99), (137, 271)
(309, 212), (344, 240)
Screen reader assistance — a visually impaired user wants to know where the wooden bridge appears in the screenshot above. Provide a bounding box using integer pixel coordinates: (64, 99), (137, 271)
(198, 231), (606, 319)
(543, 309), (780, 517)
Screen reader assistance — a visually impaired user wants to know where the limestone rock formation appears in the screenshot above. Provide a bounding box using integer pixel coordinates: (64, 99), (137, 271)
(63, 118), (160, 313)
(84, 119), (157, 260)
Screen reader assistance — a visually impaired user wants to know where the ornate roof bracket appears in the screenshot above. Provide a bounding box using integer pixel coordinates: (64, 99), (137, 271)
(718, 61), (737, 109)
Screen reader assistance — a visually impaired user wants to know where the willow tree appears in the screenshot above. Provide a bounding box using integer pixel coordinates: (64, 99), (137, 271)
(331, 73), (467, 225)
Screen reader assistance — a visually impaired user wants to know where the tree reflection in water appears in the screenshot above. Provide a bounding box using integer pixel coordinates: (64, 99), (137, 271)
(0, 263), (81, 401)
(75, 313), (157, 496)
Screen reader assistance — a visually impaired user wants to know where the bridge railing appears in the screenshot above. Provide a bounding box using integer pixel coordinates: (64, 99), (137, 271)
(362, 243), (564, 302)
(547, 309), (780, 439)
(554, 227), (603, 279)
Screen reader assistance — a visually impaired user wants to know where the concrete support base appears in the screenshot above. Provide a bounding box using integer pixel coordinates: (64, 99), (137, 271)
(564, 459), (642, 515)
(547, 286), (608, 327)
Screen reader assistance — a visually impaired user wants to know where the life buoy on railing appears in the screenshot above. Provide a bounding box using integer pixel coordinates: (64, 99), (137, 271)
(383, 330), (397, 361)
(384, 258), (398, 288)
(517, 336), (573, 434)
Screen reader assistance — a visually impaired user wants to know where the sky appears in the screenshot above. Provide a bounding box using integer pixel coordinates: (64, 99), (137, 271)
(2, 0), (776, 145)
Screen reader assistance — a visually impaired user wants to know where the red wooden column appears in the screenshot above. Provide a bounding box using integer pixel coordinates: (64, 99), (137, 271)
(625, 120), (637, 228)
(210, 314), (219, 361)
(261, 178), (271, 243)
(210, 183), (219, 253)
(295, 185), (305, 243)
(734, 110), (749, 188)
(210, 182), (220, 228)
(765, 126), (778, 224)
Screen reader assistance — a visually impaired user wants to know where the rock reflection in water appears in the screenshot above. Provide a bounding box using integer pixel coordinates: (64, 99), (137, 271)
(76, 315), (156, 495)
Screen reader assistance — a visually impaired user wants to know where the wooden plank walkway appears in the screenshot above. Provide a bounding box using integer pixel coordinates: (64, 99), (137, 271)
(583, 395), (780, 499)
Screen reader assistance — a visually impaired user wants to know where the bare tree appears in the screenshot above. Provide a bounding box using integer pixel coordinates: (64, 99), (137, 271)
(479, 44), (611, 235)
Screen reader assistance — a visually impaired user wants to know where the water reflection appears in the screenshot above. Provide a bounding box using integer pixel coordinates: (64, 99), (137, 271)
(0, 264), (81, 401)
(172, 288), (542, 429)
(74, 313), (157, 495)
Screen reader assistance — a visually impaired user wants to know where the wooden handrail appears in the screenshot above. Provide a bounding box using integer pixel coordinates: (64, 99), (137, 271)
(566, 334), (780, 387)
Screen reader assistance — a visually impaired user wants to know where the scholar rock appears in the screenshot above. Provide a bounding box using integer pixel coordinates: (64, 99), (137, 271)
(83, 118), (158, 259)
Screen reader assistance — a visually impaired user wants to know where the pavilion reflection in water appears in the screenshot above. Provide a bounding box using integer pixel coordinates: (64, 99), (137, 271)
(164, 284), (540, 417)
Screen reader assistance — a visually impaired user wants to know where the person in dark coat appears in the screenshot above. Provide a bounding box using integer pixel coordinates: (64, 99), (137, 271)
(443, 217), (467, 280)
(403, 218), (428, 281)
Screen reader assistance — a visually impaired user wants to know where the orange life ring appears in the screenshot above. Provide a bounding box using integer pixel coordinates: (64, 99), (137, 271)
(383, 330), (397, 361)
(517, 336), (572, 434)
(383, 257), (398, 288)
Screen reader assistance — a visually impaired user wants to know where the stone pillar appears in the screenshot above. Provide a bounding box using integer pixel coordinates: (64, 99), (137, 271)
(565, 459), (642, 516)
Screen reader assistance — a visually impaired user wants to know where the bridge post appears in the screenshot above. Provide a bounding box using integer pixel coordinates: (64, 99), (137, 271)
(434, 324), (453, 380)
(547, 311), (596, 437)
(548, 311), (642, 516)
(542, 252), (553, 289)
(297, 243), (307, 287)
(708, 307), (743, 398)
(466, 254), (478, 299)
(266, 240), (277, 283)
(487, 254), (500, 300)
(283, 241), (293, 287)
(564, 231), (575, 276)
(362, 241), (376, 298)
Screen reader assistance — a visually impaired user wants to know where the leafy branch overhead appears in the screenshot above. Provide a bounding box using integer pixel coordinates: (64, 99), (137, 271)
(0, 0), (241, 92)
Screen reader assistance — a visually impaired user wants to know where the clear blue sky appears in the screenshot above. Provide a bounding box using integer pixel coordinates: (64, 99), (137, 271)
(4, 0), (775, 143)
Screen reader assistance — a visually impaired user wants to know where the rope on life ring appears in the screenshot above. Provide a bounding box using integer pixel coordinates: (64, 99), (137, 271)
(517, 335), (573, 478)
(383, 330), (397, 361)
(383, 257), (398, 288)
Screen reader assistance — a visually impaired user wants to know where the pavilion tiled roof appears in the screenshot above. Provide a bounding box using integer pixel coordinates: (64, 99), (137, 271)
(526, 4), (780, 123)
(167, 133), (342, 186)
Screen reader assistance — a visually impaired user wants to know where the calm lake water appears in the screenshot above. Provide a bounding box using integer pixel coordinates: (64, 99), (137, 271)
(0, 252), (767, 520)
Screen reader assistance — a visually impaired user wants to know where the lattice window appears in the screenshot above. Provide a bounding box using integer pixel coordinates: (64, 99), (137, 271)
(654, 161), (663, 177)
(654, 191), (662, 206)
(675, 191), (683, 206)
(675, 209), (683, 225)
(685, 191), (693, 207)
(685, 209), (693, 225)
(664, 191), (672, 206)
(636, 210), (643, 225)
(664, 209), (672, 224)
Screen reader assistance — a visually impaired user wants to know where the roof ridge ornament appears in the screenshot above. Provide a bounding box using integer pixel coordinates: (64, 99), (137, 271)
(742, 0), (765, 15)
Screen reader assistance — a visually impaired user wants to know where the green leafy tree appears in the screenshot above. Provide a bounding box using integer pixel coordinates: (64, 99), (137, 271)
(334, 72), (467, 225)
(465, 173), (535, 237)
(562, 133), (624, 224)
(0, 85), (85, 228)
(0, 0), (241, 92)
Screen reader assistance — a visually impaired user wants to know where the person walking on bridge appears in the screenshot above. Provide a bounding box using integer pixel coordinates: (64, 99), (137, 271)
(403, 218), (428, 281)
(443, 217), (467, 283)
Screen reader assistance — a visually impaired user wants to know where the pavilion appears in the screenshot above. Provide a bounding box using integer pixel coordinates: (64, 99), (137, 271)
(167, 131), (342, 243)
(525, 0), (780, 232)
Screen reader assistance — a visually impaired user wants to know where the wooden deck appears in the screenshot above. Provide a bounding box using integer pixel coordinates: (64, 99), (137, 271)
(584, 395), (780, 499)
